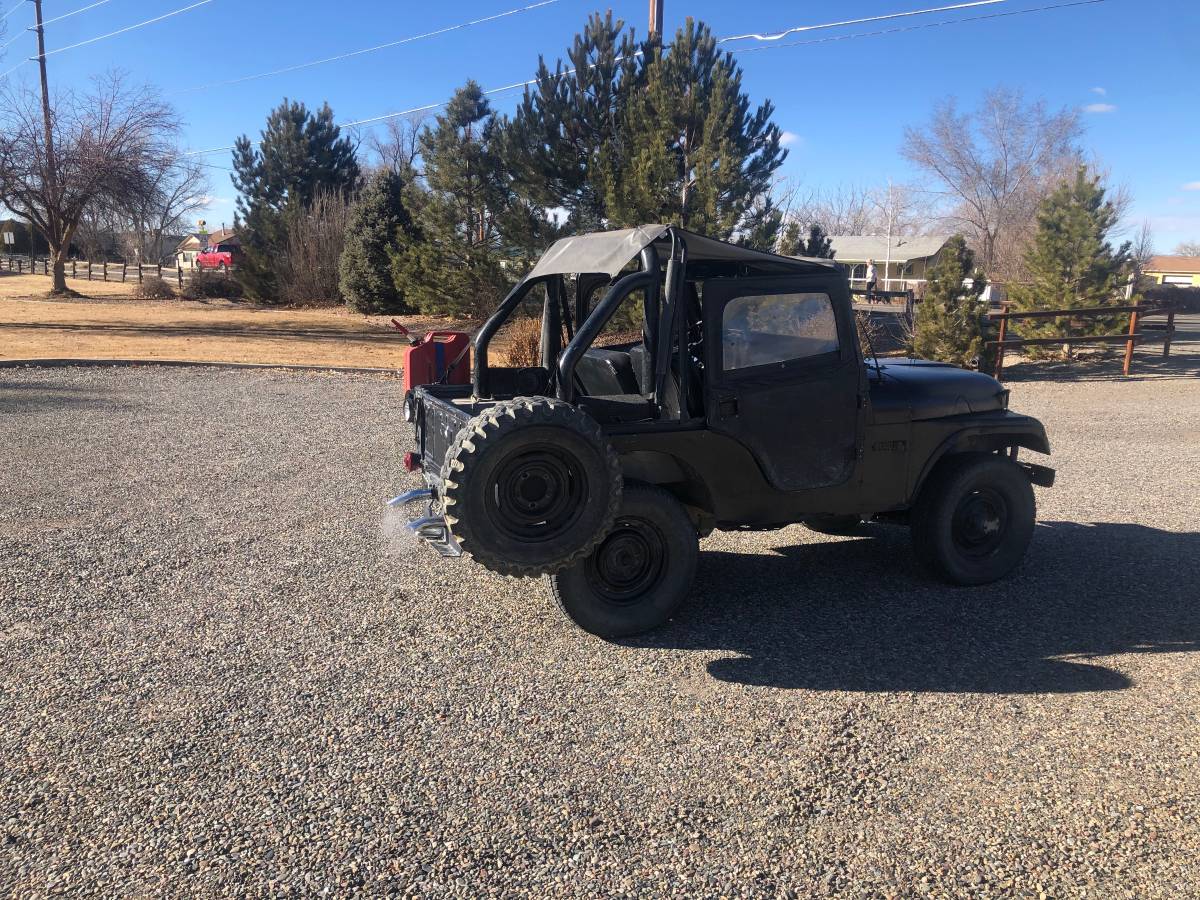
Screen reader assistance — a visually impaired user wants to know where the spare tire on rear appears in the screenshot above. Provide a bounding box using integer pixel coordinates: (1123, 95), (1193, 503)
(440, 396), (623, 577)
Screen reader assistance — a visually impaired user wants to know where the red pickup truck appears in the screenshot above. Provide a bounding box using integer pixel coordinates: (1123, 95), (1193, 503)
(195, 242), (242, 271)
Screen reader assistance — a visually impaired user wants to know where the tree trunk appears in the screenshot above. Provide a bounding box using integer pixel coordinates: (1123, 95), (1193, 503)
(50, 246), (70, 294)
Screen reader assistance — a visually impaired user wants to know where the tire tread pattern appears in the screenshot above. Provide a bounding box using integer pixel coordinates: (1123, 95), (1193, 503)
(441, 396), (623, 577)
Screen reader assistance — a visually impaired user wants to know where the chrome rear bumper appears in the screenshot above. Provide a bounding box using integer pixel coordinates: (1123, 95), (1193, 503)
(386, 488), (462, 558)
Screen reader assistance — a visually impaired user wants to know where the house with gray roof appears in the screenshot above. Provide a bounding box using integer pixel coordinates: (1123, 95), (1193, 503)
(827, 234), (953, 296)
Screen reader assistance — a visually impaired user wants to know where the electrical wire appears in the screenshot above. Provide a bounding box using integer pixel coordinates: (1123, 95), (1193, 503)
(717, 0), (1011, 43)
(1, 23), (27, 51)
(735, 0), (1106, 52)
(182, 0), (1106, 157)
(0, 0), (26, 23)
(37, 0), (215, 58)
(177, 0), (560, 94)
(39, 0), (117, 28)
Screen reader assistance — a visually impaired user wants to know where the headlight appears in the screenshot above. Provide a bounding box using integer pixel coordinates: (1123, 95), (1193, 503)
(403, 396), (415, 423)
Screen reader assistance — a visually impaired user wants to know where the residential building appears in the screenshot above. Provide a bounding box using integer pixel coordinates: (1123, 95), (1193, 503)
(827, 234), (954, 295)
(1143, 255), (1200, 287)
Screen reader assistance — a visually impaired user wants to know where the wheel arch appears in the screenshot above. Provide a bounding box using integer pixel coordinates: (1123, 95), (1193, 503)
(618, 449), (716, 525)
(910, 419), (1051, 503)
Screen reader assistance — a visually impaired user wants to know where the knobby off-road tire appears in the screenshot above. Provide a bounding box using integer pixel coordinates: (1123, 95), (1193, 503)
(549, 483), (699, 640)
(910, 453), (1036, 585)
(441, 396), (622, 578)
(801, 514), (866, 537)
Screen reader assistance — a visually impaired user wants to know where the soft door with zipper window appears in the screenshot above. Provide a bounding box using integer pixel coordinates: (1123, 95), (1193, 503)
(703, 275), (863, 491)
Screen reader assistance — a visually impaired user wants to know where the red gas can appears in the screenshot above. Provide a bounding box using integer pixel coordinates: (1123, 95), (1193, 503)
(403, 331), (471, 393)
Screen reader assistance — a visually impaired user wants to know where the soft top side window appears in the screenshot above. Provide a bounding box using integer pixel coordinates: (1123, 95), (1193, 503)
(722, 292), (839, 371)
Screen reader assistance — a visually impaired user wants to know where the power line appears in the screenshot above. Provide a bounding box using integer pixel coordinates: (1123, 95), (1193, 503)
(183, 0), (1106, 158)
(717, 0), (1011, 43)
(177, 0), (560, 94)
(39, 0), (117, 28)
(4, 0), (116, 53)
(735, 0), (1106, 52)
(37, 0), (215, 58)
(1, 23), (28, 51)
(1, 0), (26, 23)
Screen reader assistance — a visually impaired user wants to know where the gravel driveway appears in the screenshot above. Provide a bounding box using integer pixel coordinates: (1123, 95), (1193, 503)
(1, 327), (1198, 896)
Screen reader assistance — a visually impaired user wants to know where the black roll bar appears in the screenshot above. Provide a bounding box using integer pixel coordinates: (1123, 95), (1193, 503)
(557, 245), (659, 402)
(473, 277), (541, 398)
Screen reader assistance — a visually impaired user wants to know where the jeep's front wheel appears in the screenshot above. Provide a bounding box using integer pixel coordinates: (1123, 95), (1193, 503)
(549, 483), (698, 640)
(910, 454), (1035, 585)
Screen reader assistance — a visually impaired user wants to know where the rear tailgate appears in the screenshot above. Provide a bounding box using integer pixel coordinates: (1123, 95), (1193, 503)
(412, 385), (473, 488)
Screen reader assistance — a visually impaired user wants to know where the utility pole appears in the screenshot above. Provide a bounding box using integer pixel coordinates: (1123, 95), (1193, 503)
(648, 0), (663, 39)
(32, 0), (58, 279)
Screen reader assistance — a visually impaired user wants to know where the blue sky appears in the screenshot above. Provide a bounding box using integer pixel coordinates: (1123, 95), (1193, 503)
(3, 0), (1197, 249)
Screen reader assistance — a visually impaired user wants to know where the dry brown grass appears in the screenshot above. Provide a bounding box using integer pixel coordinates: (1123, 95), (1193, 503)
(502, 317), (543, 367)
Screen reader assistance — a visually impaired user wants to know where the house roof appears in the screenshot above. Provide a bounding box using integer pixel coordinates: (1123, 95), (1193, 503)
(1145, 255), (1200, 275)
(175, 228), (239, 251)
(828, 234), (953, 264)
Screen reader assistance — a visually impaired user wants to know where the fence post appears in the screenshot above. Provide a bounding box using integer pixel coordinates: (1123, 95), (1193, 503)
(71, 260), (76, 278)
(103, 261), (108, 282)
(176, 265), (183, 290)
(138, 264), (144, 284)
(121, 262), (127, 283)
(993, 314), (1008, 380)
(157, 263), (162, 279)
(1122, 303), (1140, 376)
(87, 261), (92, 281)
(1163, 309), (1175, 359)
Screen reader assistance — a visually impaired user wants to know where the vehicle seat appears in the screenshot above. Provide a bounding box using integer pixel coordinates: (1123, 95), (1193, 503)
(628, 344), (704, 419)
(575, 348), (640, 397)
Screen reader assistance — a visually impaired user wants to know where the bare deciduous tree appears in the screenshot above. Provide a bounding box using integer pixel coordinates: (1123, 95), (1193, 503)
(278, 188), (352, 305)
(366, 115), (427, 175)
(780, 181), (932, 239)
(903, 87), (1083, 280)
(119, 155), (209, 264)
(1173, 240), (1200, 257)
(1130, 220), (1155, 278)
(0, 73), (182, 293)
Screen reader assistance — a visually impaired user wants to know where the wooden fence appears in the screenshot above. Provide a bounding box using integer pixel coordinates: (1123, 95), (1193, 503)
(988, 302), (1178, 380)
(0, 255), (239, 290)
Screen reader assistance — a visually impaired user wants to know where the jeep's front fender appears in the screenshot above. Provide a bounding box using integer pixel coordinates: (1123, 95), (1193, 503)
(908, 412), (1051, 501)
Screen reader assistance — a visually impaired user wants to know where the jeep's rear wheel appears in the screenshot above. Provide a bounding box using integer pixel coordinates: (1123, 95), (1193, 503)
(550, 483), (698, 639)
(441, 397), (622, 577)
(910, 454), (1035, 585)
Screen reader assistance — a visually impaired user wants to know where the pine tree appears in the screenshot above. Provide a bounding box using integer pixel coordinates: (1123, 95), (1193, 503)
(910, 235), (989, 368)
(1008, 168), (1132, 348)
(339, 169), (414, 314)
(232, 100), (360, 302)
(603, 18), (786, 240)
(502, 12), (642, 231)
(392, 82), (529, 318)
(778, 221), (835, 258)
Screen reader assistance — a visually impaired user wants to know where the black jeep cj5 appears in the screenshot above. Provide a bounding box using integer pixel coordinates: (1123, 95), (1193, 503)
(391, 225), (1054, 639)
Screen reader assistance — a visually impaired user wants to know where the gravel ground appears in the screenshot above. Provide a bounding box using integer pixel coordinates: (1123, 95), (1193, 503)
(1, 325), (1198, 896)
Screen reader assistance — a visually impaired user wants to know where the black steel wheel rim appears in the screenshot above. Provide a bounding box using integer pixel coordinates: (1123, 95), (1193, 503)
(951, 487), (1010, 559)
(486, 444), (586, 542)
(585, 517), (666, 604)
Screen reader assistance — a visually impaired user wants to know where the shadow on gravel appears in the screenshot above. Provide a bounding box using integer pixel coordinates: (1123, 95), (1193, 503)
(0, 379), (125, 413)
(637, 521), (1200, 694)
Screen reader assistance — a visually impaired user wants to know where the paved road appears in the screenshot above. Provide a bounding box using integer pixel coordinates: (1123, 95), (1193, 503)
(1, 343), (1197, 895)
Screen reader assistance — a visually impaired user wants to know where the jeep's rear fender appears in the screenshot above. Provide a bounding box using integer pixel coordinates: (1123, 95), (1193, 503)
(908, 412), (1052, 500)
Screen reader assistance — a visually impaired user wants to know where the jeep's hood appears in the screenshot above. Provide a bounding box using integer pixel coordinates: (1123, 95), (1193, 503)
(870, 358), (1008, 422)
